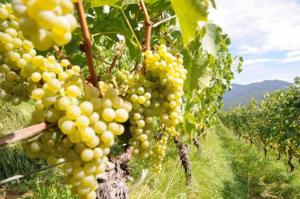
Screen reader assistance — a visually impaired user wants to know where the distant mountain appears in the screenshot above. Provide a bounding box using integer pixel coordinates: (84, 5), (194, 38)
(223, 80), (292, 109)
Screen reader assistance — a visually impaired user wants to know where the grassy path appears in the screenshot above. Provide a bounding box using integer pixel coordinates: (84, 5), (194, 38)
(131, 124), (300, 199)
(131, 126), (244, 199)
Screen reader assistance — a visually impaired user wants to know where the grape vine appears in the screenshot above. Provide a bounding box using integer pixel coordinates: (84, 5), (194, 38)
(222, 79), (300, 171)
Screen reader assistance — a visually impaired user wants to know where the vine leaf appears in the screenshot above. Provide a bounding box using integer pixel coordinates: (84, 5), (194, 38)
(184, 58), (208, 93)
(91, 0), (138, 7)
(91, 0), (121, 7)
(170, 0), (209, 46)
(201, 23), (218, 56)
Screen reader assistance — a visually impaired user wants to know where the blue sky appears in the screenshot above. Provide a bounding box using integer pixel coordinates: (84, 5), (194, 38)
(209, 0), (300, 84)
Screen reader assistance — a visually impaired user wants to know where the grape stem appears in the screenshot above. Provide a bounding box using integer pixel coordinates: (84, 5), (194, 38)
(53, 45), (67, 60)
(140, 0), (152, 51)
(108, 41), (125, 75)
(130, 61), (140, 73)
(75, 0), (99, 88)
(152, 15), (176, 28)
(0, 123), (49, 149)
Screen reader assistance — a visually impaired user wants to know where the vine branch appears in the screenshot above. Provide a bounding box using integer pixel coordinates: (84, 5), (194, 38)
(0, 123), (49, 149)
(75, 0), (98, 87)
(140, 0), (152, 51)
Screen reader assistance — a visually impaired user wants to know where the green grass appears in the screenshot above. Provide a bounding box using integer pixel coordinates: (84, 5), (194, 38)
(0, 99), (42, 180)
(0, 99), (34, 135)
(0, 99), (75, 199)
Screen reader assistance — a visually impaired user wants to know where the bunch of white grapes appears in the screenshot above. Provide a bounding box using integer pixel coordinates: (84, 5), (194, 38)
(12, 0), (77, 50)
(116, 45), (187, 171)
(128, 79), (154, 159)
(150, 134), (168, 172)
(27, 57), (132, 198)
(0, 4), (38, 105)
(144, 45), (186, 135)
(116, 70), (156, 161)
(143, 45), (186, 170)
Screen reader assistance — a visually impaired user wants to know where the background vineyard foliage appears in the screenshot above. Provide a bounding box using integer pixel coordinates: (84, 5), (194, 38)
(221, 78), (300, 167)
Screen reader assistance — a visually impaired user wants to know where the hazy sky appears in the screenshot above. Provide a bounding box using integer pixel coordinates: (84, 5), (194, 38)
(209, 0), (300, 84)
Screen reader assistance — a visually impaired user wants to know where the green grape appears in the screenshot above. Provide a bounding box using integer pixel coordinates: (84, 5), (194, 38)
(0, 7), (9, 19)
(60, 120), (76, 135)
(81, 175), (95, 187)
(86, 136), (99, 148)
(66, 85), (82, 98)
(30, 141), (42, 153)
(94, 121), (107, 134)
(0, 6), (133, 197)
(81, 148), (94, 162)
(102, 108), (116, 122)
(113, 45), (187, 171)
(81, 127), (96, 142)
(66, 105), (81, 120)
(115, 108), (129, 123)
(76, 115), (90, 128)
(57, 96), (71, 110)
(31, 88), (44, 100)
(89, 112), (100, 124)
(101, 130), (114, 145)
(80, 101), (94, 116)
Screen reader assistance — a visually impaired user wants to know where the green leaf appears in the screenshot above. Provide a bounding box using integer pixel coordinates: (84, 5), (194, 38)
(198, 67), (212, 89)
(91, 0), (121, 7)
(170, 0), (209, 46)
(201, 23), (218, 56)
(91, 0), (138, 7)
(184, 53), (209, 94)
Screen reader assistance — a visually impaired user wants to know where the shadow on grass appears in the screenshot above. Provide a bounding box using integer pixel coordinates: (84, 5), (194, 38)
(216, 125), (300, 199)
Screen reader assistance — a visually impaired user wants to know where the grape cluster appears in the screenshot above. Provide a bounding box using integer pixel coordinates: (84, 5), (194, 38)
(128, 79), (154, 159)
(150, 134), (168, 171)
(143, 46), (186, 170)
(117, 45), (187, 171)
(27, 63), (132, 198)
(144, 45), (186, 133)
(0, 4), (38, 105)
(12, 0), (77, 50)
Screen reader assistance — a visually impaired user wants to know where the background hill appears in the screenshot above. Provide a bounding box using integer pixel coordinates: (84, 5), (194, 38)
(223, 80), (292, 109)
